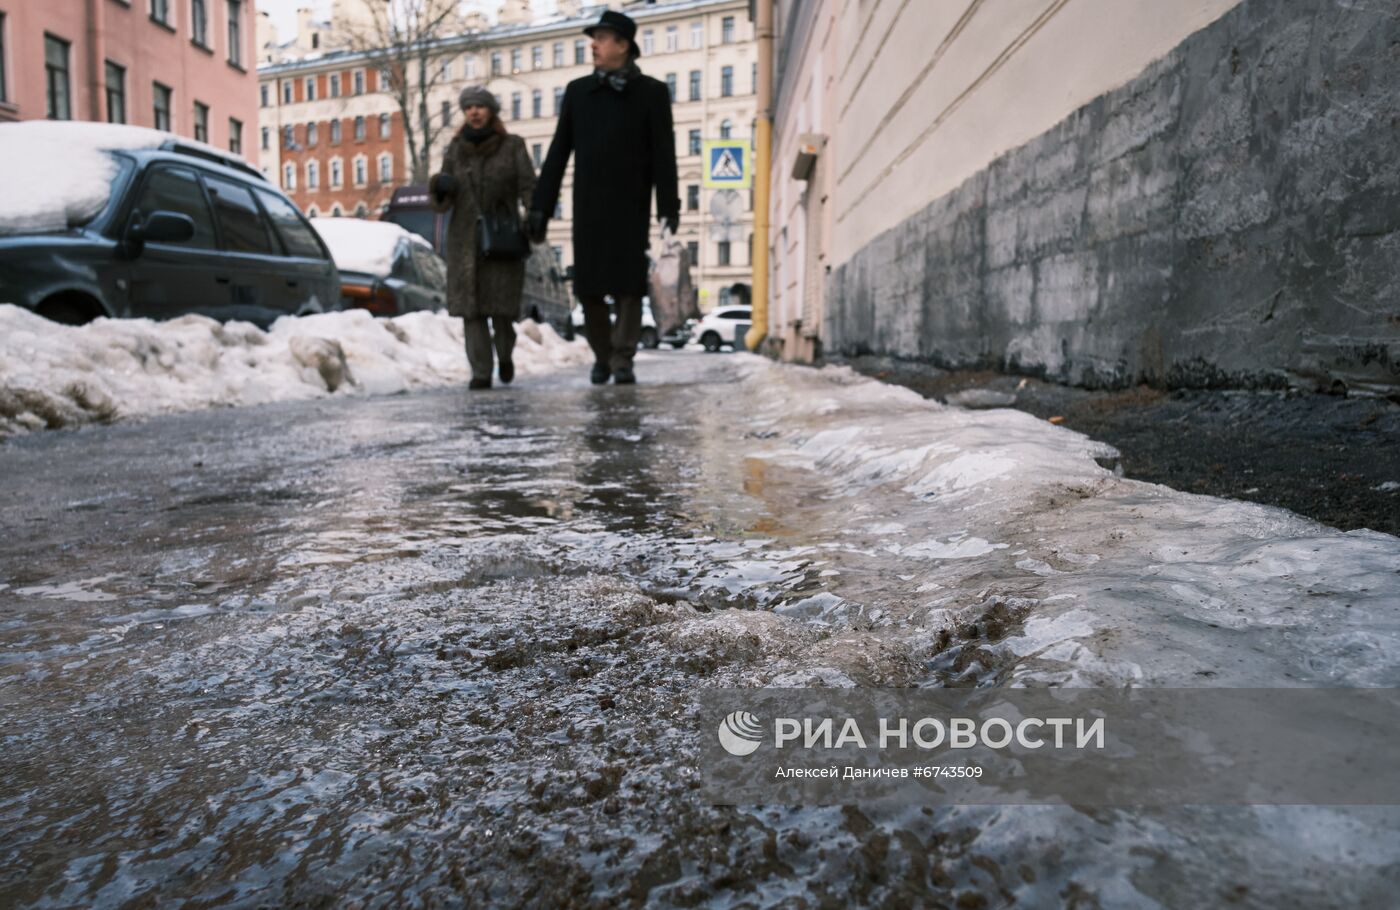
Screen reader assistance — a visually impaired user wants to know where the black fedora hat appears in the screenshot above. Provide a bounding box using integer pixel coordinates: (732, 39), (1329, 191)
(583, 10), (641, 57)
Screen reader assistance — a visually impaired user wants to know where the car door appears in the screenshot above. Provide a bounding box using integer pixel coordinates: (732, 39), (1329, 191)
(201, 173), (289, 326)
(123, 165), (225, 320)
(253, 187), (338, 315)
(721, 308), (753, 348)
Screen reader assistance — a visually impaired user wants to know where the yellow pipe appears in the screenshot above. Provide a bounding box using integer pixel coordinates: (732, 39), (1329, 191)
(745, 0), (774, 353)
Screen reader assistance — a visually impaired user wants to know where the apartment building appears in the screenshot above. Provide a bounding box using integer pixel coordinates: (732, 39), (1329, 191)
(0, 0), (257, 154)
(259, 0), (756, 311)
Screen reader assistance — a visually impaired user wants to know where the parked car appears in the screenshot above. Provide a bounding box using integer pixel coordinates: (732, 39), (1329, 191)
(311, 218), (446, 316)
(694, 306), (753, 352)
(381, 184), (571, 332)
(569, 299), (674, 349)
(0, 121), (338, 327)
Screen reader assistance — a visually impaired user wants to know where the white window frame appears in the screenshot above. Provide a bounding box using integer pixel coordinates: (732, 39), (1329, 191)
(282, 162), (296, 191)
(378, 153), (393, 183)
(352, 154), (367, 187)
(306, 160), (319, 190)
(329, 156), (343, 189)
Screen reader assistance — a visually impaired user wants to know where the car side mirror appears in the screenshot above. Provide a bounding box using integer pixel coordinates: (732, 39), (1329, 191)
(140, 211), (197, 244)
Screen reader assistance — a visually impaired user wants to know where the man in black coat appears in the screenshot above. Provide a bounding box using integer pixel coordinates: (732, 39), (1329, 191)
(529, 10), (680, 385)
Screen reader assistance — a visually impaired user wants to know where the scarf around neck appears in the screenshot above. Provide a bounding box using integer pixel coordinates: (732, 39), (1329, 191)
(595, 60), (641, 93)
(460, 124), (495, 144)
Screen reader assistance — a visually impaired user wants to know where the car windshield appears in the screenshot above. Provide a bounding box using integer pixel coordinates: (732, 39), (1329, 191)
(0, 149), (135, 236)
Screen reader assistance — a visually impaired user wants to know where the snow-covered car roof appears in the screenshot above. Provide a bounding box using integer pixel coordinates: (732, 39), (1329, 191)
(0, 121), (258, 237)
(310, 217), (435, 277)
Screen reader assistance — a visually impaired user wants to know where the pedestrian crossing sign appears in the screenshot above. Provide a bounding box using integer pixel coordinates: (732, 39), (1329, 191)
(703, 140), (751, 188)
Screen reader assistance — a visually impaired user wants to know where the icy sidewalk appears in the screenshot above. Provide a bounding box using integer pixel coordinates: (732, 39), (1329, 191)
(0, 304), (590, 438)
(718, 358), (1400, 689)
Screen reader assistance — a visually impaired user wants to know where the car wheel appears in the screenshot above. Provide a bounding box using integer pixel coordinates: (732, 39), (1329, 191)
(701, 331), (722, 353)
(669, 341), (686, 349)
(640, 327), (659, 349)
(36, 294), (103, 326)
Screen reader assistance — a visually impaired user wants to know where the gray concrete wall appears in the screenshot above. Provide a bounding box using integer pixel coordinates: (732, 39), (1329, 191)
(826, 0), (1400, 393)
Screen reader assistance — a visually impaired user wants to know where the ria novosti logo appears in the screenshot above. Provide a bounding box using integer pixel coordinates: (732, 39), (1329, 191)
(717, 711), (763, 756)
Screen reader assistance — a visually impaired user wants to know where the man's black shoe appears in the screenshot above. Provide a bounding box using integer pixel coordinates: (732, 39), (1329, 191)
(590, 364), (611, 385)
(612, 367), (636, 385)
(499, 358), (514, 385)
(468, 378), (492, 390)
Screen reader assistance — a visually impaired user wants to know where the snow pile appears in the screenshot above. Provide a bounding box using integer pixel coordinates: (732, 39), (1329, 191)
(0, 121), (240, 235)
(311, 217), (428, 276)
(729, 360), (1400, 688)
(0, 305), (590, 438)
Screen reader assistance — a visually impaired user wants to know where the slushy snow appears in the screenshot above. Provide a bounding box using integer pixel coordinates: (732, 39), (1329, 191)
(0, 121), (245, 235)
(311, 217), (430, 276)
(0, 304), (590, 438)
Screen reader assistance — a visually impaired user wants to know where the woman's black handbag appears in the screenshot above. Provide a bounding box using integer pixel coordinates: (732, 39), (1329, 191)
(477, 207), (530, 261)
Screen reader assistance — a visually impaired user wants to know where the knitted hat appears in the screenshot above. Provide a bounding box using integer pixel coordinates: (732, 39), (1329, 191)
(457, 85), (500, 113)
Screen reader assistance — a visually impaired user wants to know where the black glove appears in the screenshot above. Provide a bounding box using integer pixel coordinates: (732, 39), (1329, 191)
(527, 210), (548, 244)
(662, 213), (679, 235)
(429, 173), (457, 203)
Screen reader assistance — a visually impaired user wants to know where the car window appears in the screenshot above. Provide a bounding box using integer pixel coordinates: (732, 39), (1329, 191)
(133, 166), (217, 249)
(721, 310), (751, 320)
(254, 188), (326, 259)
(390, 243), (418, 282)
(411, 244), (446, 290)
(203, 175), (275, 255)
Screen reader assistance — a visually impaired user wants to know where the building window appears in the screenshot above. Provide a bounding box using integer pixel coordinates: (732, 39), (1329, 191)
(105, 61), (126, 124)
(510, 48), (521, 72)
(378, 154), (392, 182)
(329, 73), (340, 97)
(574, 39), (585, 65)
(532, 45), (543, 69)
(260, 126), (270, 150)
(551, 245), (563, 267)
(665, 73), (676, 101)
(666, 26), (678, 53)
(441, 58), (451, 81)
(227, 0), (243, 66)
(641, 30), (654, 56)
(722, 16), (735, 44)
(305, 77), (317, 101)
(354, 115), (365, 140)
(721, 66), (733, 98)
(354, 203), (368, 218)
(353, 69), (365, 95)
(531, 89), (542, 119)
(532, 143), (542, 168)
(306, 122), (318, 147)
(44, 34), (71, 120)
(151, 0), (170, 27)
(193, 101), (209, 142)
(511, 92), (521, 120)
(688, 129), (701, 156)
(379, 112), (391, 138)
(490, 52), (501, 76)
(687, 241), (699, 265)
(752, 62), (758, 95)
(720, 119), (733, 139)
(689, 70), (701, 102)
(0, 12), (7, 103)
(441, 100), (452, 125)
(718, 241), (731, 266)
(259, 84), (269, 107)
(282, 81), (292, 104)
(554, 86), (564, 115)
(353, 157), (367, 186)
(306, 160), (319, 190)
(306, 205), (319, 217)
(330, 159), (342, 188)
(331, 204), (342, 217)
(687, 185), (699, 211)
(465, 56), (477, 79)
(690, 22), (702, 49)
(330, 119), (342, 144)
(283, 163), (296, 191)
(282, 124), (294, 148)
(191, 0), (209, 46)
(153, 82), (172, 131)
(552, 42), (563, 67)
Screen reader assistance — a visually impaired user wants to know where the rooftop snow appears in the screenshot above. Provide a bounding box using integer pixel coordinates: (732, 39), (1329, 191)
(310, 217), (431, 276)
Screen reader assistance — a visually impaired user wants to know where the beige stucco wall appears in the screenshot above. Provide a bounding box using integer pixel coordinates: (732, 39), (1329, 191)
(828, 0), (1243, 265)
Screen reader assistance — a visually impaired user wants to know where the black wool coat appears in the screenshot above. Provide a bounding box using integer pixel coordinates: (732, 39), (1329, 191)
(531, 71), (680, 299)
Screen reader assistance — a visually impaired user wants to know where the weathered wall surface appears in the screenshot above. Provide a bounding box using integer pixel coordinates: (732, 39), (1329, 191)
(826, 0), (1400, 392)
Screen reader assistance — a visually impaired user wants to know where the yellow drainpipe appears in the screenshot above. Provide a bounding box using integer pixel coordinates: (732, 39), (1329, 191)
(745, 0), (774, 353)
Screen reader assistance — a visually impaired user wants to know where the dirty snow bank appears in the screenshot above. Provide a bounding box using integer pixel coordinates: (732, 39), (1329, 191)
(0, 305), (589, 438)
